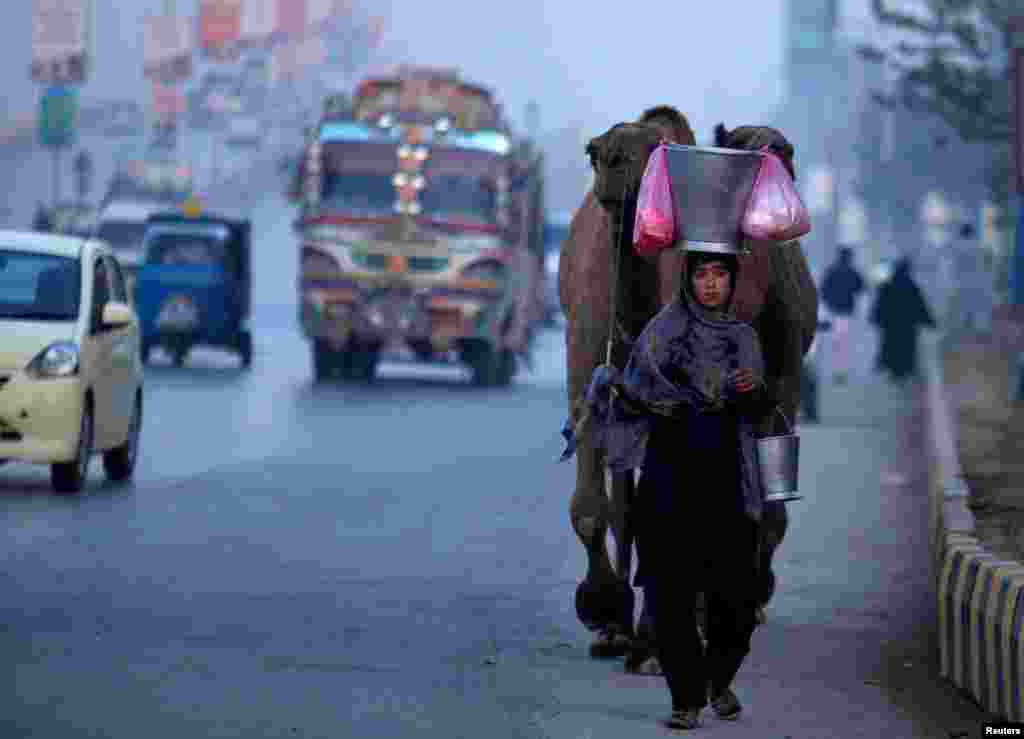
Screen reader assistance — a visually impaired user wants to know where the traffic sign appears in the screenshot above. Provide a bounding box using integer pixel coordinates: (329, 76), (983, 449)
(38, 84), (78, 148)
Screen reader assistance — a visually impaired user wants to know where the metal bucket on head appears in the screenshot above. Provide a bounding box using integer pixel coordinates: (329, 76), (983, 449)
(757, 408), (801, 503)
(662, 144), (762, 255)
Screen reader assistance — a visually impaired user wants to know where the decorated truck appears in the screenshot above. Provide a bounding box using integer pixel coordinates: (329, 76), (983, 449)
(291, 66), (546, 386)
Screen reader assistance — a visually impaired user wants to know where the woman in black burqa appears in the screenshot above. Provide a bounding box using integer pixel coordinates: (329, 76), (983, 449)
(581, 249), (775, 729)
(870, 257), (936, 382)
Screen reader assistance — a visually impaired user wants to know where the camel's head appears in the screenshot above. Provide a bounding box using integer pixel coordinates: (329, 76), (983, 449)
(586, 122), (662, 211)
(714, 123), (797, 180)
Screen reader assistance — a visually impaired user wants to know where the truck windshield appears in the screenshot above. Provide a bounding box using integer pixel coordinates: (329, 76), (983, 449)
(321, 172), (395, 217)
(320, 170), (498, 225)
(419, 174), (497, 225)
(0, 250), (80, 321)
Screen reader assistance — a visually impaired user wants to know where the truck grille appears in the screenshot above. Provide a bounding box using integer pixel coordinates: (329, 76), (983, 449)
(354, 253), (449, 273)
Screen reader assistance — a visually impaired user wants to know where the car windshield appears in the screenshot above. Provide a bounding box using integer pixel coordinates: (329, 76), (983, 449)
(419, 174), (497, 225)
(321, 171), (395, 217)
(146, 233), (226, 266)
(97, 220), (149, 253)
(0, 250), (80, 321)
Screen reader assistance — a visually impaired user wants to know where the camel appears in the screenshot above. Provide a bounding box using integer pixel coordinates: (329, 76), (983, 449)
(559, 117), (819, 670)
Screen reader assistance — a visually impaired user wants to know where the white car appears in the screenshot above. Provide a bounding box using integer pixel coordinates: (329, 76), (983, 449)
(0, 231), (143, 493)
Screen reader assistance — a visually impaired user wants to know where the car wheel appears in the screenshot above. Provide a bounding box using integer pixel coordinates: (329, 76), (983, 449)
(103, 393), (141, 482)
(51, 401), (93, 494)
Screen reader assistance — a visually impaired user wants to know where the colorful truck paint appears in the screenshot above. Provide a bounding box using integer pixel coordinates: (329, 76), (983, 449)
(293, 67), (546, 385)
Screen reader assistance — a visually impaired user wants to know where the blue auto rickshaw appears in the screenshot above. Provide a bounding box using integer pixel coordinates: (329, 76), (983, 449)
(134, 207), (252, 368)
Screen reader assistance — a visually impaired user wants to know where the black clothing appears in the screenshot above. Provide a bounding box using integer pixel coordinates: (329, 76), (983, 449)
(870, 260), (935, 379)
(635, 410), (760, 711)
(821, 257), (865, 316)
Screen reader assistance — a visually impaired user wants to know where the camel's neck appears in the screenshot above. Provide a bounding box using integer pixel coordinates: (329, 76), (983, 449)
(607, 194), (661, 345)
(607, 195), (637, 255)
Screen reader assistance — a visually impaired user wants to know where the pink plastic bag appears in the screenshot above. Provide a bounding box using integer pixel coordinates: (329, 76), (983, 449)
(632, 145), (676, 257)
(741, 147), (811, 242)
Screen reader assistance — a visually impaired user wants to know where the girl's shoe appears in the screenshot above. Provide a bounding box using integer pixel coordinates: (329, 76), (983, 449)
(665, 709), (702, 730)
(710, 688), (742, 720)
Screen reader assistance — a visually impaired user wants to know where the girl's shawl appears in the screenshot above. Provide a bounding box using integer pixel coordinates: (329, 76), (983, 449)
(560, 291), (767, 521)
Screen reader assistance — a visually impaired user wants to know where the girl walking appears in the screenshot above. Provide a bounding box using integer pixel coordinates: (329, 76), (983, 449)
(580, 249), (774, 729)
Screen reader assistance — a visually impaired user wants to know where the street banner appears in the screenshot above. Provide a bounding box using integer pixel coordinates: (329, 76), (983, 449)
(38, 84), (78, 148)
(31, 0), (93, 84)
(297, 35), (325, 68)
(270, 42), (300, 84)
(198, 0), (241, 58)
(143, 14), (193, 82)
(306, 0), (338, 31)
(240, 0), (276, 46)
(151, 81), (186, 119)
(277, 0), (306, 40)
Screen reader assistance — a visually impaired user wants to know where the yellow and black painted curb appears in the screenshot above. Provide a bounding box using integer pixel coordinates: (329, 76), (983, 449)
(925, 334), (1024, 719)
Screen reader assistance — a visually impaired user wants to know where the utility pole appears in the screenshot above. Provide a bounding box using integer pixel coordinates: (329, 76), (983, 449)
(1008, 16), (1024, 400)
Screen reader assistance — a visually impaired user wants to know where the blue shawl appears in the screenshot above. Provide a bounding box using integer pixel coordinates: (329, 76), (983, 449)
(561, 290), (770, 522)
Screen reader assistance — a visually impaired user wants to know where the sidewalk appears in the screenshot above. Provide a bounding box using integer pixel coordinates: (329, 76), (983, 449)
(520, 338), (995, 737)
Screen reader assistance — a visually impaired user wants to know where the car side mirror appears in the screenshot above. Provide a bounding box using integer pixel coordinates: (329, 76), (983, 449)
(102, 301), (134, 328)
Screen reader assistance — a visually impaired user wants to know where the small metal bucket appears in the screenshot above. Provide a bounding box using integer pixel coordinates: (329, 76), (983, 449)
(757, 409), (801, 503)
(662, 144), (763, 255)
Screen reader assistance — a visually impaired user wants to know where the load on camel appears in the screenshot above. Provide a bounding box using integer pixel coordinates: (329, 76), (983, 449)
(558, 111), (818, 672)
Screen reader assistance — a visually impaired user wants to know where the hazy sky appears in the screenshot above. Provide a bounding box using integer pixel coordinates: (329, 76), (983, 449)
(6, 0), (880, 140)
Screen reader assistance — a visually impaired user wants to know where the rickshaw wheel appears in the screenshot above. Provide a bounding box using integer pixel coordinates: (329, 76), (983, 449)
(239, 332), (253, 369)
(312, 339), (334, 382)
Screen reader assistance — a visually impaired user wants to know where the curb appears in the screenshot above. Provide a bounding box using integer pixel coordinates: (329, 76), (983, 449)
(923, 333), (1024, 719)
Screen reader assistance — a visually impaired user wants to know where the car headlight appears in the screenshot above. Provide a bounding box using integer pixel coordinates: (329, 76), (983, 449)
(26, 341), (79, 379)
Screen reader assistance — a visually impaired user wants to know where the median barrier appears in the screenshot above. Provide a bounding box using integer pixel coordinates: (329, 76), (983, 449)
(924, 332), (1024, 719)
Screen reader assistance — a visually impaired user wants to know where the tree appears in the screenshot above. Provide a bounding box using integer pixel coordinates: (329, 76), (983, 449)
(859, 1), (1017, 228)
(858, 0), (1014, 144)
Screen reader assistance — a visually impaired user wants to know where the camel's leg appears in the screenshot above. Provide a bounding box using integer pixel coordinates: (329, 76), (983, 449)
(607, 467), (636, 632)
(570, 433), (634, 659)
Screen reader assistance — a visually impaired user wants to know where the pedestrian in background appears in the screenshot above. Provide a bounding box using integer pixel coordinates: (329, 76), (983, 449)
(952, 223), (992, 335)
(870, 257), (936, 383)
(820, 246), (865, 384)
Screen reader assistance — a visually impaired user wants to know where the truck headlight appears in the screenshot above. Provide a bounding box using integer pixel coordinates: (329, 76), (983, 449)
(302, 248), (343, 279)
(460, 260), (507, 287)
(26, 341), (79, 378)
(449, 234), (502, 255)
